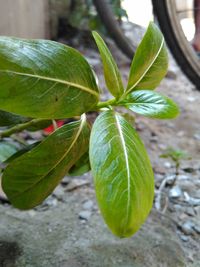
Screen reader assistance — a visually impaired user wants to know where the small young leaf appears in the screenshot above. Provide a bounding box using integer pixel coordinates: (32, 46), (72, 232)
(0, 37), (99, 119)
(2, 115), (90, 209)
(119, 90), (179, 119)
(126, 22), (168, 94)
(92, 31), (124, 99)
(89, 111), (154, 238)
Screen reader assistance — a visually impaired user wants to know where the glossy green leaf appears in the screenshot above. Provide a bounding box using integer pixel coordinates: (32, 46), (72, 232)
(126, 22), (168, 94)
(0, 110), (28, 126)
(68, 151), (90, 176)
(0, 142), (18, 163)
(2, 115), (90, 209)
(92, 31), (124, 99)
(0, 37), (99, 119)
(89, 111), (154, 238)
(120, 90), (179, 119)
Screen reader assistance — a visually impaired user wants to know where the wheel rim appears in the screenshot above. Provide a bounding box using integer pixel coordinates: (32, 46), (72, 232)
(166, 0), (200, 75)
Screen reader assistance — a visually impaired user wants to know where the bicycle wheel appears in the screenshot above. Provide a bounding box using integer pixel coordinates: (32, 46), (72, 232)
(152, 0), (200, 90)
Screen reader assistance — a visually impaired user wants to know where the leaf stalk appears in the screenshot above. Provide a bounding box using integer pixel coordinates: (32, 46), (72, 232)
(96, 98), (117, 109)
(0, 118), (47, 138)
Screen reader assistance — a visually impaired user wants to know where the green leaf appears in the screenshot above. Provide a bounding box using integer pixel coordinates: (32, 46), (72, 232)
(0, 37), (99, 119)
(89, 111), (154, 238)
(0, 142), (18, 163)
(92, 31), (124, 99)
(2, 115), (90, 209)
(0, 110), (28, 126)
(126, 22), (168, 94)
(120, 90), (179, 119)
(68, 151), (90, 176)
(160, 147), (191, 161)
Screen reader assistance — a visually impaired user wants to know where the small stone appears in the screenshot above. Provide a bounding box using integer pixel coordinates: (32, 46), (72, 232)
(193, 133), (200, 140)
(194, 206), (200, 216)
(53, 185), (65, 199)
(174, 204), (184, 212)
(82, 200), (93, 210)
(61, 176), (71, 185)
(178, 213), (188, 221)
(169, 186), (182, 199)
(181, 221), (195, 235)
(177, 174), (189, 180)
(184, 192), (200, 206)
(65, 179), (89, 192)
(187, 96), (195, 102)
(153, 166), (166, 175)
(158, 144), (167, 150)
(177, 131), (185, 137)
(150, 136), (158, 142)
(44, 196), (58, 207)
(166, 70), (177, 80)
(185, 207), (195, 217)
(28, 210), (36, 217)
(193, 225), (200, 234)
(78, 210), (91, 221)
(180, 235), (189, 242)
(164, 162), (172, 168)
(165, 174), (176, 185)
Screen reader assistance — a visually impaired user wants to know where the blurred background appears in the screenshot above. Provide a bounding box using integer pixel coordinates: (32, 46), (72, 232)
(0, 1), (200, 267)
(0, 0), (196, 41)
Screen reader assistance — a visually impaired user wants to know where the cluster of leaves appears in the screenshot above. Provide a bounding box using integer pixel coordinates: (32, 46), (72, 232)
(69, 0), (127, 32)
(0, 22), (179, 238)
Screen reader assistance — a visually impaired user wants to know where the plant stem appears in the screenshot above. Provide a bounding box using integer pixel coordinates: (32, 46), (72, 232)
(0, 118), (46, 138)
(96, 98), (117, 109)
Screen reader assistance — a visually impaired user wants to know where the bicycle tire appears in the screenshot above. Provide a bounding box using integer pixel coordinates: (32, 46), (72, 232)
(152, 0), (200, 90)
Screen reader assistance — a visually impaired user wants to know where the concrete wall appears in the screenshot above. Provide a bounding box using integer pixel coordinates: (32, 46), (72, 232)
(0, 0), (49, 39)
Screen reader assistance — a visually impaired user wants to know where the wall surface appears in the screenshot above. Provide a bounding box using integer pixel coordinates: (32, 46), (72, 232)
(0, 0), (49, 39)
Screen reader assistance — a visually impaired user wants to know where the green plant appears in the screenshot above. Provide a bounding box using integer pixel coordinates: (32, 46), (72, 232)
(68, 0), (127, 32)
(0, 22), (179, 238)
(160, 147), (191, 177)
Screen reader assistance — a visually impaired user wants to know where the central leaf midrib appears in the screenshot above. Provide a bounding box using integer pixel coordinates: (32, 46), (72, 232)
(126, 102), (166, 106)
(0, 69), (99, 98)
(126, 37), (164, 94)
(11, 116), (86, 199)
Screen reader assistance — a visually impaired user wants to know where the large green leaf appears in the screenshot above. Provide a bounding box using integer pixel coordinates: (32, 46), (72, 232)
(2, 115), (90, 209)
(92, 31), (124, 99)
(126, 22), (168, 94)
(89, 111), (154, 238)
(0, 110), (28, 126)
(120, 90), (179, 119)
(0, 37), (99, 119)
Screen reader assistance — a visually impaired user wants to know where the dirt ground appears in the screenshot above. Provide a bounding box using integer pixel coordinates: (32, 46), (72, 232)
(0, 24), (200, 267)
